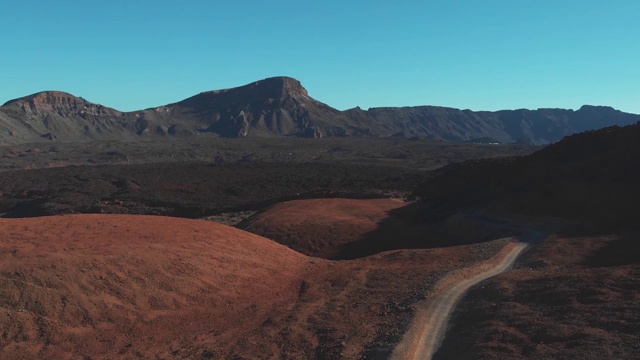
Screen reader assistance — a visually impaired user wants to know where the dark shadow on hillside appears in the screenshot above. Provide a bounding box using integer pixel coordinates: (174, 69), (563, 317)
(583, 231), (640, 267)
(0, 161), (425, 219)
(414, 123), (640, 241)
(333, 203), (522, 260)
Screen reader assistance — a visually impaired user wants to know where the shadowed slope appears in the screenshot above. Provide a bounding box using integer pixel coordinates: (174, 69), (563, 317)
(414, 123), (640, 233)
(241, 198), (524, 259)
(240, 198), (406, 258)
(408, 123), (640, 359)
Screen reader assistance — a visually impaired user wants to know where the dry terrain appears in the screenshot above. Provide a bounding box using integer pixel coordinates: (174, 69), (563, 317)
(0, 137), (536, 173)
(0, 161), (424, 219)
(393, 239), (531, 360)
(241, 199), (523, 260)
(0, 214), (509, 359)
(0, 215), (308, 359)
(0, 121), (636, 359)
(0, 138), (536, 219)
(434, 234), (640, 359)
(396, 123), (640, 359)
(240, 198), (406, 259)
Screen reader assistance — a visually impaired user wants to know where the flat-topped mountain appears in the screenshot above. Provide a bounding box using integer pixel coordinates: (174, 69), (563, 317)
(1, 76), (638, 144)
(158, 76), (358, 138)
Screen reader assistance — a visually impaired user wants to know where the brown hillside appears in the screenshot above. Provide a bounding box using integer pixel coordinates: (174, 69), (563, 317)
(240, 198), (406, 258)
(0, 214), (509, 359)
(241, 198), (520, 259)
(0, 214), (309, 359)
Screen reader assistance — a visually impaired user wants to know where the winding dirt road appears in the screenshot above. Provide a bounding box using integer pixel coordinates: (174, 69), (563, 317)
(391, 239), (530, 360)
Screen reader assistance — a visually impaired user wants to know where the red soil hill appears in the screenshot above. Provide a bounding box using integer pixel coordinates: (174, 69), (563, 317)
(0, 215), (309, 359)
(240, 198), (406, 259)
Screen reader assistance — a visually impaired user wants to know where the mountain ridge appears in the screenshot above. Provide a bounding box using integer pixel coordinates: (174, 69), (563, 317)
(1, 76), (638, 145)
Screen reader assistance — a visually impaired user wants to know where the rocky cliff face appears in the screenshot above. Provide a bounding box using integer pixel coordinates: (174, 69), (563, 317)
(1, 77), (638, 145)
(0, 91), (133, 144)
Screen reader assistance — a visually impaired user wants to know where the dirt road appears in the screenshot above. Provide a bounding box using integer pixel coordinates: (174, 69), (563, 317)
(391, 239), (530, 360)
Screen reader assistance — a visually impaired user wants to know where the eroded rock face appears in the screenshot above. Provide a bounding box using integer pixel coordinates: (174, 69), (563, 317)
(0, 91), (131, 144)
(4, 91), (119, 118)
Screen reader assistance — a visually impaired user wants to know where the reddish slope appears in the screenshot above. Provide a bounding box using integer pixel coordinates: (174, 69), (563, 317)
(240, 198), (406, 258)
(240, 198), (509, 259)
(0, 214), (309, 359)
(0, 212), (513, 359)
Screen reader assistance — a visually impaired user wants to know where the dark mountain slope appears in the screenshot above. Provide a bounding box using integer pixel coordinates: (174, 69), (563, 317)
(1, 77), (638, 144)
(413, 122), (640, 232)
(412, 111), (640, 360)
(150, 76), (365, 138)
(346, 105), (639, 144)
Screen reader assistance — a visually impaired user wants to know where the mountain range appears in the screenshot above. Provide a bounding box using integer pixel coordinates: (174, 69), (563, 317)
(1, 76), (638, 145)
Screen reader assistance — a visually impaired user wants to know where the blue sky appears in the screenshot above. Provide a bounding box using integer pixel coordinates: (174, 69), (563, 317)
(1, 1), (638, 113)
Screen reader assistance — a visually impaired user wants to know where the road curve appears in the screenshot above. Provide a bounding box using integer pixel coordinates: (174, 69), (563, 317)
(391, 239), (529, 360)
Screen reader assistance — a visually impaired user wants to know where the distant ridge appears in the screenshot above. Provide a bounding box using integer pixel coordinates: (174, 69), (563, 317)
(1, 76), (638, 145)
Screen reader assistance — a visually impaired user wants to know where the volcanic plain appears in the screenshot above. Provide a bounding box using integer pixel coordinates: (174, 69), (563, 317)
(0, 136), (539, 359)
(0, 97), (637, 359)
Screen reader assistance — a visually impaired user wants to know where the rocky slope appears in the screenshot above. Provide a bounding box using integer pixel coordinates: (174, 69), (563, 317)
(1, 77), (638, 144)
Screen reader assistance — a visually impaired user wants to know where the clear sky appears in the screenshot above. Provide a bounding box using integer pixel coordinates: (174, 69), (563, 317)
(1, 1), (638, 113)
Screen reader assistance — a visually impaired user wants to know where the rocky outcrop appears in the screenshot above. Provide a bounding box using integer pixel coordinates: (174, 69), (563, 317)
(0, 91), (131, 144)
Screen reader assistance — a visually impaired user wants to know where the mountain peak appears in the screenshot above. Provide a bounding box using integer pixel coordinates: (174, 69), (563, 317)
(174, 76), (313, 112)
(577, 105), (616, 112)
(258, 76), (309, 97)
(3, 91), (94, 111)
(207, 76), (309, 98)
(3, 91), (83, 108)
(2, 91), (119, 119)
